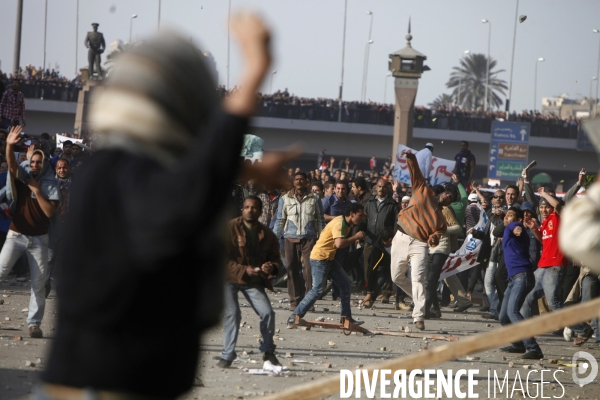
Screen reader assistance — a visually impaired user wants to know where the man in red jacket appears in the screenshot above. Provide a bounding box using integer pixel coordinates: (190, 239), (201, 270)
(218, 196), (282, 368)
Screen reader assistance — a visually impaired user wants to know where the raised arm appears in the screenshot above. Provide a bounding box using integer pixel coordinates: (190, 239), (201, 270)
(563, 168), (585, 204)
(6, 125), (22, 177)
(538, 187), (561, 212)
(521, 168), (539, 208)
(402, 151), (425, 189)
(223, 13), (270, 118)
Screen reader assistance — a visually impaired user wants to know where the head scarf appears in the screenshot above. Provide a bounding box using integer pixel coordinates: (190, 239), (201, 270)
(91, 30), (218, 165)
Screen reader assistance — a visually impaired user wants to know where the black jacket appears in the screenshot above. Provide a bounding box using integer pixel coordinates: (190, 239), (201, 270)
(43, 113), (248, 398)
(363, 196), (399, 244)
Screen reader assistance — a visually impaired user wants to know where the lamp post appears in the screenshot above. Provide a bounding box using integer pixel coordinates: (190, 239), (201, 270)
(158, 0), (161, 29)
(338, 0), (348, 122)
(506, 0), (522, 112)
(13, 0), (23, 74)
(75, 0), (79, 74)
(129, 14), (138, 43)
(361, 11), (374, 102)
(594, 29), (600, 117)
(533, 57), (544, 111)
(457, 50), (470, 107)
(383, 72), (391, 103)
(591, 77), (598, 115)
(43, 0), (48, 72)
(482, 19), (491, 111)
(269, 70), (277, 94)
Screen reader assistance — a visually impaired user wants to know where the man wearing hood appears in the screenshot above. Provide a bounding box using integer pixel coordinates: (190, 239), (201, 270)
(39, 13), (291, 400)
(0, 125), (59, 338)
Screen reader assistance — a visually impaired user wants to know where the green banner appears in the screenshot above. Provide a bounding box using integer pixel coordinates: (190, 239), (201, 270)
(495, 161), (526, 178)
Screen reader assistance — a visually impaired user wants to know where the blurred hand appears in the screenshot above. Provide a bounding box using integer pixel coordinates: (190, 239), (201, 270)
(428, 234), (439, 247)
(241, 145), (302, 190)
(451, 173), (459, 184)
(261, 262), (274, 275)
(513, 226), (523, 236)
(245, 266), (260, 277)
(354, 231), (365, 241)
(26, 144), (35, 161)
(577, 168), (586, 185)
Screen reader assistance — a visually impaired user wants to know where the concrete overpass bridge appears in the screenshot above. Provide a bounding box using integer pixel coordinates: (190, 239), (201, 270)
(24, 98), (598, 187)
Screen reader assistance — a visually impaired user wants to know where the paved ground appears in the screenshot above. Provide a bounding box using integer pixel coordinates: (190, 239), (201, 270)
(0, 281), (599, 399)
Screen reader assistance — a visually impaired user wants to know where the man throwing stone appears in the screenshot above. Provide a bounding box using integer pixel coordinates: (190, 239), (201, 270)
(218, 196), (282, 368)
(288, 203), (366, 326)
(391, 150), (452, 331)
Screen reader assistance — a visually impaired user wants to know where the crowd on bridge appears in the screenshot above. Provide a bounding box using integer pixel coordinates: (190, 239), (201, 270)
(249, 88), (581, 139)
(1, 65), (82, 102)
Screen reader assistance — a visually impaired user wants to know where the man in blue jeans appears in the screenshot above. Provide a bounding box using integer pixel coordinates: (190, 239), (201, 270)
(287, 203), (366, 326)
(0, 126), (59, 338)
(218, 196), (282, 368)
(497, 207), (543, 359)
(521, 189), (594, 345)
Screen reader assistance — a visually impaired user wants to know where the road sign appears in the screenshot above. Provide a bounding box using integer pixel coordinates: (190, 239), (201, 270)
(488, 121), (530, 180)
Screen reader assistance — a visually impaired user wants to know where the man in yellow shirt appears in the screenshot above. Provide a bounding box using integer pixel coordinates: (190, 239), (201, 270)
(288, 203), (366, 326)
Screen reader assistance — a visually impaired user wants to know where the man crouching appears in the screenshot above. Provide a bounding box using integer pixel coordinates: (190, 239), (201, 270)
(218, 196), (282, 368)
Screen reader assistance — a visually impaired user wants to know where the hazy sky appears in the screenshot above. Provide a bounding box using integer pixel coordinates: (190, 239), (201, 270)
(1, 0), (600, 112)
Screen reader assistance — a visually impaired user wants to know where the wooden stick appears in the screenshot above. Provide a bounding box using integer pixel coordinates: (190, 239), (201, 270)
(262, 297), (600, 400)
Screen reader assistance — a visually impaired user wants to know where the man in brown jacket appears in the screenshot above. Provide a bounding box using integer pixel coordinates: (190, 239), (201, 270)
(217, 196), (282, 368)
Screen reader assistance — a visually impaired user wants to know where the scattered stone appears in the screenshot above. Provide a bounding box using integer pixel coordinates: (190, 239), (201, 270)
(0, 299), (4, 304)
(523, 365), (532, 370)
(548, 359), (558, 364)
(4, 317), (9, 321)
(508, 362), (515, 368)
(278, 337), (284, 341)
(25, 361), (35, 368)
(380, 347), (387, 351)
(299, 326), (311, 331)
(502, 356), (508, 361)
(286, 352), (294, 357)
(328, 341), (336, 347)
(21, 308), (28, 312)
(466, 356), (480, 361)
(356, 363), (363, 368)
(240, 322), (246, 328)
(322, 363), (332, 368)
(315, 316), (325, 322)
(486, 324), (492, 327)
(275, 329), (280, 334)
(12, 336), (21, 341)
(404, 327), (411, 333)
(323, 308), (329, 312)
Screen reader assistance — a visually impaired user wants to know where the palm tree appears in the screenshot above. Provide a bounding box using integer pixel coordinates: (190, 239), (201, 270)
(428, 94), (454, 108)
(446, 53), (507, 110)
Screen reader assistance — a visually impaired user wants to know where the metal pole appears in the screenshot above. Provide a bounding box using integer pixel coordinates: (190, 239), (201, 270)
(383, 73), (389, 103)
(592, 77), (598, 116)
(458, 77), (462, 107)
(361, 11), (373, 102)
(534, 61), (537, 111)
(158, 0), (161, 30)
(13, 0), (24, 74)
(595, 31), (600, 117)
(44, 0), (48, 72)
(227, 0), (231, 90)
(338, 0), (348, 122)
(484, 22), (491, 111)
(75, 0), (79, 74)
(506, 0), (519, 113)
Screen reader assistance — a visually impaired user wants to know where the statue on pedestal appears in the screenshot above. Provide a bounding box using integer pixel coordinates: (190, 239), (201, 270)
(84, 23), (106, 79)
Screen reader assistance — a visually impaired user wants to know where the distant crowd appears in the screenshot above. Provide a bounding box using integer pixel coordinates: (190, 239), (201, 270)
(1, 65), (82, 102)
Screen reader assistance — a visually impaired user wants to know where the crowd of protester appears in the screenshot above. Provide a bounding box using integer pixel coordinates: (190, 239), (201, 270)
(0, 65), (82, 102)
(225, 142), (598, 363)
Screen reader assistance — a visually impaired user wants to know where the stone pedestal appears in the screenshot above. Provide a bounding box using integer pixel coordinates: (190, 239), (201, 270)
(391, 77), (418, 160)
(73, 80), (103, 139)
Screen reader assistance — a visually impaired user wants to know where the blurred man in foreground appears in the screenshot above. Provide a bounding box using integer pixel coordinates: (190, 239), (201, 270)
(40, 13), (291, 400)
